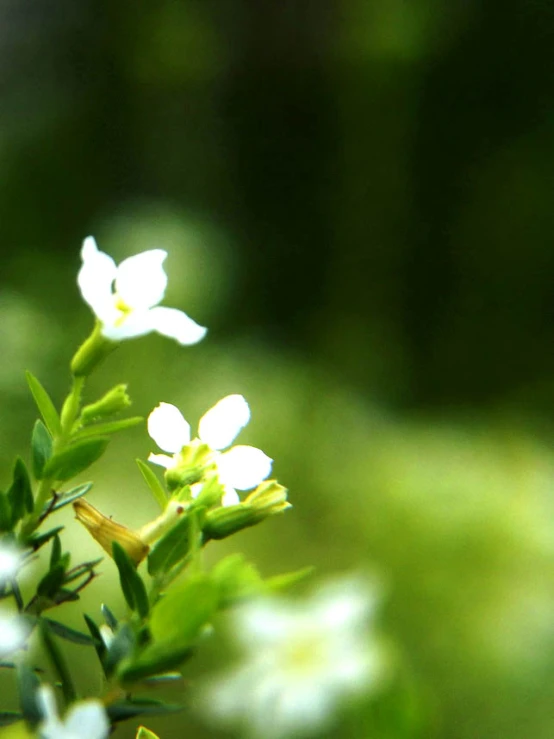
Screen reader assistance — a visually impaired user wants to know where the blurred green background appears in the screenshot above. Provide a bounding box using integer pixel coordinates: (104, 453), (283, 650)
(3, 1), (554, 737)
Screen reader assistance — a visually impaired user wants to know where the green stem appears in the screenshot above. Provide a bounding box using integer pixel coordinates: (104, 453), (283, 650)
(40, 621), (77, 704)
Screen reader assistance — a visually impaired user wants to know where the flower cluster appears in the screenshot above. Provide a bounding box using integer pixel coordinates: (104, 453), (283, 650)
(202, 574), (386, 738)
(147, 394), (273, 506)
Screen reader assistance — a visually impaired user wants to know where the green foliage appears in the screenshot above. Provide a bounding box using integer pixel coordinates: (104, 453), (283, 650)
(25, 371), (62, 438)
(8, 458), (33, 524)
(43, 437), (109, 481)
(147, 512), (194, 576)
(136, 459), (167, 510)
(30, 420), (53, 480)
(112, 541), (150, 619)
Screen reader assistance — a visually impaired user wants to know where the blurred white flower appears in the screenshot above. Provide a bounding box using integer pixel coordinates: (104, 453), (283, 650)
(0, 611), (27, 654)
(77, 236), (207, 344)
(148, 395), (272, 506)
(38, 685), (109, 739)
(202, 575), (385, 738)
(0, 543), (22, 584)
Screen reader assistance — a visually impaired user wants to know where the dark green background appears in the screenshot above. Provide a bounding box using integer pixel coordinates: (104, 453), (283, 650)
(2, 2), (554, 738)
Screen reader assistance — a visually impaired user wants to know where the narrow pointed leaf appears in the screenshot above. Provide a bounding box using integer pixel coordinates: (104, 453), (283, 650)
(49, 535), (62, 568)
(84, 613), (107, 666)
(31, 420), (53, 480)
(48, 482), (92, 513)
(37, 563), (65, 598)
(266, 566), (316, 592)
(27, 526), (64, 552)
(26, 371), (62, 437)
(147, 513), (192, 577)
(107, 699), (183, 723)
(73, 417), (143, 441)
(8, 458), (34, 523)
(105, 623), (135, 677)
(0, 492), (12, 531)
(136, 459), (167, 510)
(118, 644), (193, 684)
(42, 617), (94, 645)
(101, 603), (118, 631)
(112, 542), (149, 619)
(43, 437), (109, 481)
(16, 662), (41, 724)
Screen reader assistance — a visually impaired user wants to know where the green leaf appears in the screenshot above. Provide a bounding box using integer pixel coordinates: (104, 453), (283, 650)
(150, 575), (217, 647)
(48, 482), (92, 513)
(104, 623), (135, 677)
(137, 727), (161, 739)
(27, 526), (64, 552)
(31, 420), (53, 480)
(16, 662), (41, 724)
(43, 437), (109, 481)
(42, 617), (94, 645)
(37, 563), (66, 599)
(136, 459), (167, 510)
(49, 535), (62, 568)
(147, 513), (192, 577)
(112, 542), (149, 619)
(8, 458), (34, 523)
(63, 558), (103, 585)
(26, 371), (62, 437)
(118, 644), (193, 684)
(101, 603), (118, 631)
(73, 417), (143, 441)
(266, 566), (316, 592)
(0, 711), (24, 726)
(0, 492), (12, 532)
(84, 613), (107, 666)
(107, 699), (183, 724)
(211, 553), (265, 608)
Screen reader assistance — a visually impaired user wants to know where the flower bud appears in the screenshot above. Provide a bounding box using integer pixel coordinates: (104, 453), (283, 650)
(202, 482), (291, 540)
(81, 384), (131, 424)
(244, 480), (290, 512)
(73, 499), (149, 565)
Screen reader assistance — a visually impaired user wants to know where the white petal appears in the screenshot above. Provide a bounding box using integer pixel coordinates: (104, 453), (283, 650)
(148, 403), (191, 453)
(221, 486), (240, 507)
(217, 445), (272, 490)
(148, 452), (176, 469)
(148, 306), (207, 345)
(0, 545), (21, 582)
(0, 614), (26, 653)
(77, 237), (118, 322)
(198, 395), (250, 449)
(101, 309), (154, 341)
(64, 701), (110, 739)
(115, 249), (168, 310)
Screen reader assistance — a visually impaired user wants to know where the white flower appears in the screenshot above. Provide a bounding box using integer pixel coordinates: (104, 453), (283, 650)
(38, 685), (109, 739)
(147, 395), (272, 506)
(201, 575), (385, 738)
(0, 611), (27, 654)
(77, 236), (207, 344)
(0, 543), (23, 584)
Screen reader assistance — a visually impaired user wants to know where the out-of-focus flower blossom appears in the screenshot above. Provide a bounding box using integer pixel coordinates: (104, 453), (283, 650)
(38, 685), (109, 739)
(0, 611), (27, 655)
(147, 395), (272, 506)
(77, 236), (207, 344)
(0, 543), (22, 584)
(202, 575), (385, 738)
